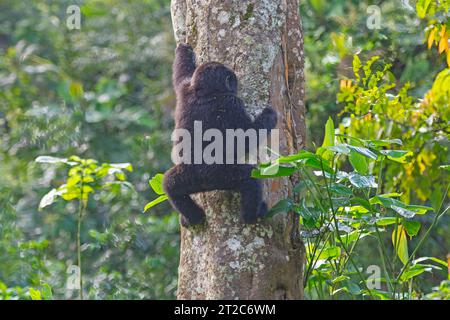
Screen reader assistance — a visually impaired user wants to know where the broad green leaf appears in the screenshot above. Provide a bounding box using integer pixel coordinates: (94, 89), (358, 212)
(371, 196), (431, 217)
(392, 225), (409, 265)
(348, 173), (377, 189)
(347, 145), (378, 160)
(416, 0), (433, 18)
(329, 183), (353, 196)
(39, 189), (59, 210)
(400, 266), (427, 281)
(440, 165), (450, 172)
(144, 195), (168, 212)
(406, 205), (434, 215)
(403, 220), (421, 237)
(339, 230), (370, 246)
(391, 205), (416, 218)
(380, 150), (413, 163)
(349, 150), (368, 174)
(149, 173), (165, 195)
(350, 197), (372, 211)
(376, 217), (397, 226)
(300, 157), (334, 174)
(318, 246), (341, 260)
(400, 263), (440, 281)
(317, 117), (335, 161)
(277, 150), (316, 163)
(326, 145), (351, 155)
(332, 275), (349, 284)
(366, 139), (403, 148)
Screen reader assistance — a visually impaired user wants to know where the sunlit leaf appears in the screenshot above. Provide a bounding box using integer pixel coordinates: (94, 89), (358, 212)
(317, 117), (335, 161)
(348, 173), (377, 188)
(392, 225), (408, 265)
(29, 288), (42, 300)
(39, 189), (59, 210)
(149, 173), (165, 195)
(35, 156), (68, 164)
(144, 195), (168, 212)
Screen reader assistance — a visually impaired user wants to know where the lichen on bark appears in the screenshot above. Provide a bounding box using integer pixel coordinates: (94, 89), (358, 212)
(171, 0), (306, 300)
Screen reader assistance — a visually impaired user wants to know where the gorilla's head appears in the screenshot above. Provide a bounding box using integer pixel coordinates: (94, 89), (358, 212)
(191, 62), (238, 96)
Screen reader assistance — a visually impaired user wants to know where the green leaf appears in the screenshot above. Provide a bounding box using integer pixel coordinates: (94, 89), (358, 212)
(416, 0), (433, 18)
(144, 195), (168, 212)
(391, 205), (416, 219)
(376, 217), (397, 226)
(406, 205), (433, 215)
(400, 263), (440, 281)
(413, 257), (448, 268)
(347, 145), (378, 160)
(329, 183), (353, 196)
(339, 230), (370, 246)
(348, 173), (377, 189)
(317, 117), (335, 161)
(29, 288), (42, 300)
(371, 196), (431, 217)
(149, 173), (165, 195)
(392, 225), (409, 265)
(332, 275), (350, 284)
(301, 157), (334, 174)
(326, 145), (350, 155)
(380, 150), (413, 163)
(277, 150), (317, 164)
(403, 220), (421, 237)
(318, 246), (341, 260)
(352, 55), (362, 80)
(41, 284), (53, 300)
(349, 150), (368, 174)
(366, 139), (403, 148)
(440, 165), (450, 172)
(39, 188), (60, 210)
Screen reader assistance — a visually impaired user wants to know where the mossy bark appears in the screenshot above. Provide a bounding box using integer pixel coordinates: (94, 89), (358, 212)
(171, 0), (306, 299)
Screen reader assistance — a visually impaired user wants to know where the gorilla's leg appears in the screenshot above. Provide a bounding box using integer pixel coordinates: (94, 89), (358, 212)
(238, 178), (268, 223)
(163, 165), (205, 227)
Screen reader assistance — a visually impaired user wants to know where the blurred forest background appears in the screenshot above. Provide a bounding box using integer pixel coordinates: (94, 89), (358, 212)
(0, 0), (448, 299)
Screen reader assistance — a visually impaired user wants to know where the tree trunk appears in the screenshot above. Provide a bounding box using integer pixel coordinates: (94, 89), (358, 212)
(171, 0), (306, 300)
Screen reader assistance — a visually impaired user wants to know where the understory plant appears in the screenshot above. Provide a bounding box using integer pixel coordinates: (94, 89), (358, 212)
(36, 156), (133, 299)
(253, 117), (449, 300)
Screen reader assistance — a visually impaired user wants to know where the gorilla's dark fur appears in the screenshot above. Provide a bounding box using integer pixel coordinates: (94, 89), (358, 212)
(163, 43), (277, 227)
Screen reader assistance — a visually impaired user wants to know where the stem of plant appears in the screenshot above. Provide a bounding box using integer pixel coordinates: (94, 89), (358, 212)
(320, 160), (375, 299)
(77, 169), (85, 300)
(77, 201), (83, 300)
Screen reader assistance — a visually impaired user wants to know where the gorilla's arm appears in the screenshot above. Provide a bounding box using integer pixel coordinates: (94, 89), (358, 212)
(173, 43), (196, 90)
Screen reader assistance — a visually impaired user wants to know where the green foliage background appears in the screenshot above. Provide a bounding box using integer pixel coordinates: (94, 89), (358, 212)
(0, 0), (448, 299)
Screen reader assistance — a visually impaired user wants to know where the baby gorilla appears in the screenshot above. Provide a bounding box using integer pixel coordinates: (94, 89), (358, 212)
(163, 43), (277, 227)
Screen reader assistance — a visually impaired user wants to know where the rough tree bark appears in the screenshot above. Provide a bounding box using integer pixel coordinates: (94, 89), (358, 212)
(171, 0), (306, 299)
